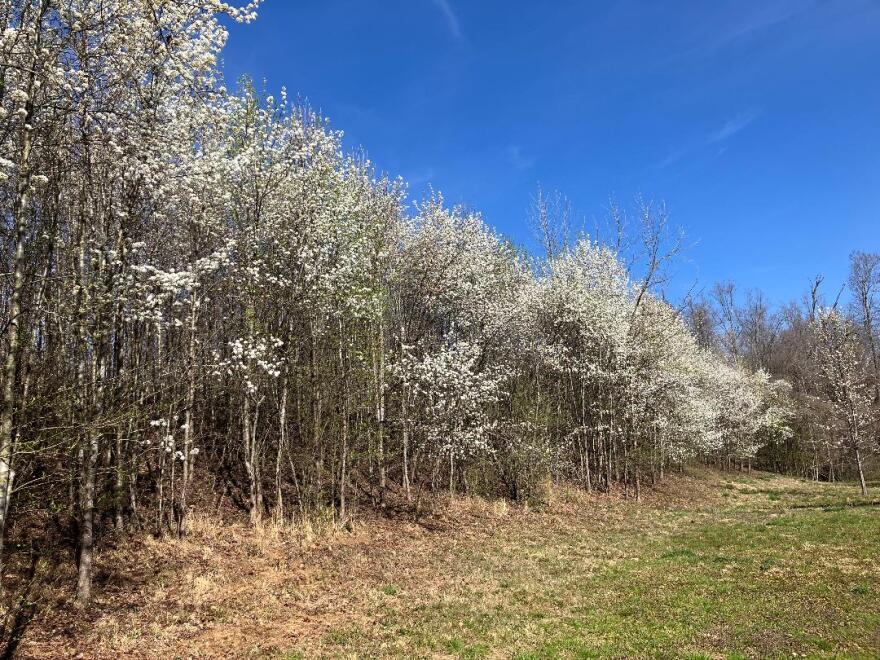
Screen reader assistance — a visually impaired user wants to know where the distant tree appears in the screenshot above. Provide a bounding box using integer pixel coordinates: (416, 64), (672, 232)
(712, 281), (741, 361)
(684, 295), (717, 350)
(848, 251), (880, 402)
(739, 290), (780, 371)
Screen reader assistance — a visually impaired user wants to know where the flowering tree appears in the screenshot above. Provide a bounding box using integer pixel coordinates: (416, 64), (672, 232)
(813, 309), (876, 495)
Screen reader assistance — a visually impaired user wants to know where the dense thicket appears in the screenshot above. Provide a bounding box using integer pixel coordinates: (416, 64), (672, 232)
(0, 0), (873, 610)
(686, 264), (880, 489)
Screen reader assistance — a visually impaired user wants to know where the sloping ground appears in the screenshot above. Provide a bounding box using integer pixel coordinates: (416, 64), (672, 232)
(18, 470), (880, 658)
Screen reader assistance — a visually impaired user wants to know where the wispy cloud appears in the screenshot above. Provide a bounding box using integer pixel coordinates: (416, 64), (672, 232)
(431, 0), (463, 40)
(506, 145), (534, 171)
(702, 7), (799, 54)
(658, 108), (762, 168)
(667, 2), (810, 64)
(708, 108), (762, 143)
(658, 146), (690, 169)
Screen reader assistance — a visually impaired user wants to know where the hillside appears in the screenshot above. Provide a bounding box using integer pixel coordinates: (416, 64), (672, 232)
(17, 470), (880, 658)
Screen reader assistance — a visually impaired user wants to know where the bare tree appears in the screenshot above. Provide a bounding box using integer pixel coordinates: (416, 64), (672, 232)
(712, 281), (741, 361)
(740, 290), (780, 371)
(684, 294), (717, 350)
(848, 252), (880, 402)
(529, 185), (571, 260)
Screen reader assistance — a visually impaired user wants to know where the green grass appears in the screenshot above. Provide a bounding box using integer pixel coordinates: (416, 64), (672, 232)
(308, 473), (880, 658)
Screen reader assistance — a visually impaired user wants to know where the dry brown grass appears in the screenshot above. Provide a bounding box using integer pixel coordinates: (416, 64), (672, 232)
(13, 468), (875, 658)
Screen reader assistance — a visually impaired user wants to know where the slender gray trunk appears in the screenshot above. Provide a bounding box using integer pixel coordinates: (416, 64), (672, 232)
(855, 447), (868, 496)
(0, 0), (47, 578)
(76, 429), (99, 607)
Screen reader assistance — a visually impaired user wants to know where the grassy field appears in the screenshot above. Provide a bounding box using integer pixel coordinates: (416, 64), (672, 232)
(26, 470), (880, 658)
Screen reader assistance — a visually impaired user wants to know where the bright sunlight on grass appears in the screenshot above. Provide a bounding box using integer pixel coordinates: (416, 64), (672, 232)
(305, 471), (879, 658)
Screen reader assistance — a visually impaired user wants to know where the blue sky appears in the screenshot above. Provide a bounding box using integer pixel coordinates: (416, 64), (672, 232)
(221, 1), (880, 305)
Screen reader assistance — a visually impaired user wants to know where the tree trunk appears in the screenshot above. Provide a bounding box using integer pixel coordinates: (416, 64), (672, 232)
(338, 323), (349, 521)
(855, 447), (868, 496)
(373, 324), (386, 498)
(243, 394), (261, 524)
(0, 0), (49, 586)
(76, 430), (99, 607)
(274, 375), (288, 521)
(114, 425), (125, 530)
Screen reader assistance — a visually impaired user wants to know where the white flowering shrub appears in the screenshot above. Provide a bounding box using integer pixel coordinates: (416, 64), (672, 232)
(400, 339), (511, 459)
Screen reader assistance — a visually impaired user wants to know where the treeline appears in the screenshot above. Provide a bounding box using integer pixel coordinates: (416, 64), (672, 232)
(0, 0), (868, 612)
(686, 260), (880, 490)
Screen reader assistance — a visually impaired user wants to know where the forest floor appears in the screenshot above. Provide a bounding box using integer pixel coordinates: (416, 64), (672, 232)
(16, 469), (880, 659)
